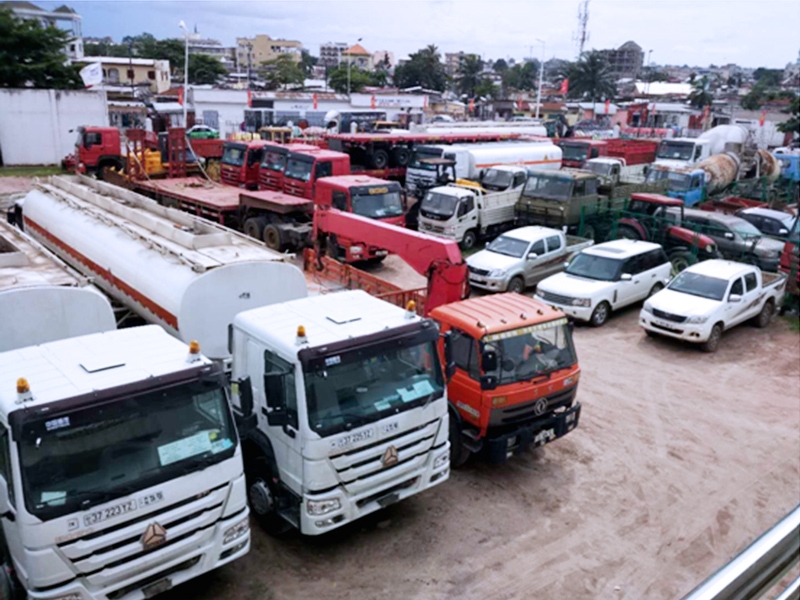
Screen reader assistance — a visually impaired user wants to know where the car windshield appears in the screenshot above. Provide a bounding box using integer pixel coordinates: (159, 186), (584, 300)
(666, 171), (692, 191)
(304, 339), (444, 437)
(261, 149), (287, 171)
(410, 148), (442, 171)
(484, 319), (577, 385)
(730, 219), (762, 238)
(481, 169), (514, 191)
(221, 145), (246, 167)
(560, 144), (588, 162)
(285, 156), (314, 181)
(486, 235), (529, 258)
(523, 174), (573, 201)
(566, 252), (623, 281)
(352, 190), (404, 218)
(668, 271), (729, 301)
(421, 191), (458, 217)
(646, 168), (671, 183)
(584, 162), (613, 177)
(16, 379), (236, 521)
(657, 141), (694, 161)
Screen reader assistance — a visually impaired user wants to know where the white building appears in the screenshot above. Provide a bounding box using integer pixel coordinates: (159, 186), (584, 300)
(3, 1), (83, 60)
(320, 42), (348, 68)
(185, 32), (236, 72)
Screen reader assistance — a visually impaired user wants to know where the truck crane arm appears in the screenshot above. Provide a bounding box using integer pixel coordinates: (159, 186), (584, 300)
(313, 208), (468, 314)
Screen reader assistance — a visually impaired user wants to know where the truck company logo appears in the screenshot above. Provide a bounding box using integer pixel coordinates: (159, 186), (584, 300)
(533, 398), (549, 416)
(534, 428), (557, 446)
(381, 445), (399, 468)
(140, 522), (168, 551)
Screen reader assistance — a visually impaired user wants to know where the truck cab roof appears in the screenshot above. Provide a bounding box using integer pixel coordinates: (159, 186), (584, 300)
(0, 326), (212, 419)
(583, 239), (662, 260)
(500, 225), (561, 243)
(682, 259), (756, 281)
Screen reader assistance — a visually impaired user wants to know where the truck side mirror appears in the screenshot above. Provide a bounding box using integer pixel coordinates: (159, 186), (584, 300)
(528, 252), (538, 260)
(620, 273), (632, 281)
(0, 478), (13, 521)
(264, 373), (289, 427)
(481, 347), (498, 373)
(724, 232), (735, 240)
(238, 376), (254, 418)
(779, 228), (788, 236)
(729, 294), (742, 303)
(442, 331), (456, 380)
(480, 374), (498, 391)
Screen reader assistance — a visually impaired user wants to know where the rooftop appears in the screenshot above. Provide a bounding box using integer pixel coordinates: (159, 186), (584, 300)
(584, 239), (661, 259)
(683, 259), (754, 280)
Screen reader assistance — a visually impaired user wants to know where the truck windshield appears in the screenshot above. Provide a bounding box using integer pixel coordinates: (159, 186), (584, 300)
(566, 253), (623, 281)
(481, 169), (514, 191)
(421, 191), (458, 217)
(668, 271), (729, 301)
(221, 144), (247, 167)
(584, 162), (612, 177)
(261, 149), (287, 172)
(487, 235), (529, 258)
(16, 379), (236, 521)
(523, 174), (573, 201)
(559, 144), (588, 162)
(304, 339), (444, 437)
(410, 148), (442, 170)
(285, 156), (314, 181)
(657, 141), (694, 161)
(351, 190), (404, 218)
(483, 319), (577, 385)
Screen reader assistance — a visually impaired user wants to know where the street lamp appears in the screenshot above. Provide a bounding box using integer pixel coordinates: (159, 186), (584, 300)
(179, 20), (189, 127)
(347, 37), (362, 97)
(535, 38), (545, 120)
(645, 49), (653, 98)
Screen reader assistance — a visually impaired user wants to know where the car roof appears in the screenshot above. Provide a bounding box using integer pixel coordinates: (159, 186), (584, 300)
(684, 259), (754, 280)
(739, 207), (794, 220)
(683, 208), (744, 224)
(583, 238), (661, 259)
(498, 226), (560, 243)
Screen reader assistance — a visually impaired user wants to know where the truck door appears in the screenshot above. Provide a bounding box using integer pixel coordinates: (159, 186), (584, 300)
(447, 329), (482, 428)
(739, 271), (762, 322)
(455, 194), (477, 240)
(0, 426), (23, 572)
(533, 234), (565, 283)
(523, 238), (548, 285)
(724, 276), (749, 326)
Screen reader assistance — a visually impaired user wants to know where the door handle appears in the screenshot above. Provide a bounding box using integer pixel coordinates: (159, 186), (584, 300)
(283, 424), (296, 439)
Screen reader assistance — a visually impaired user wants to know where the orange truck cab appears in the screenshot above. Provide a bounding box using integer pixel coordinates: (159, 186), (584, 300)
(431, 293), (581, 465)
(556, 139), (608, 168)
(258, 142), (319, 192)
(282, 148), (351, 199)
(220, 140), (268, 189)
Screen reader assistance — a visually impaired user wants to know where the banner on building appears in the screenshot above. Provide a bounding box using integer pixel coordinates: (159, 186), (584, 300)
(79, 62), (103, 88)
(559, 78), (569, 95)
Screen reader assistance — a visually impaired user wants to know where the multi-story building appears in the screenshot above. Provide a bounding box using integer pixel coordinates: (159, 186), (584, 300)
(372, 50), (394, 70)
(2, 1), (83, 60)
(236, 34), (302, 69)
(599, 41), (644, 79)
(186, 32), (236, 71)
(75, 56), (171, 93)
(342, 43), (372, 71)
(444, 51), (480, 77)
(320, 42), (348, 68)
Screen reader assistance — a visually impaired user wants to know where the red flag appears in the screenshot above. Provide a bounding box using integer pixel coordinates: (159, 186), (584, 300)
(177, 87), (184, 106)
(559, 78), (569, 95)
(468, 98), (475, 113)
(312, 93), (318, 110)
(759, 109), (766, 127)
(702, 104), (710, 123)
(517, 96), (523, 111)
(604, 99), (610, 114)
(371, 95), (376, 109)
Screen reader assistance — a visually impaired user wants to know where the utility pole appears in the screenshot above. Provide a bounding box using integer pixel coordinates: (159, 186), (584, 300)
(535, 39), (545, 120)
(573, 0), (590, 58)
(179, 21), (189, 127)
(347, 37), (362, 97)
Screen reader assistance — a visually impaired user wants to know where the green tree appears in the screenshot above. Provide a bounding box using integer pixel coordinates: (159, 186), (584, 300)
(300, 49), (317, 77)
(493, 58), (508, 74)
(456, 54), (483, 97)
(643, 70), (670, 83)
(777, 96), (800, 135)
(190, 53), (227, 85)
(0, 6), (82, 88)
(753, 67), (782, 88)
(393, 44), (446, 91)
(503, 61), (538, 92)
(327, 65), (372, 94)
(564, 51), (616, 102)
(260, 54), (304, 90)
(688, 75), (713, 108)
(740, 88), (764, 111)
(474, 77), (497, 99)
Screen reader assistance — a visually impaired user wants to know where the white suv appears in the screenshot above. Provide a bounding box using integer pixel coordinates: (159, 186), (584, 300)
(534, 239), (672, 326)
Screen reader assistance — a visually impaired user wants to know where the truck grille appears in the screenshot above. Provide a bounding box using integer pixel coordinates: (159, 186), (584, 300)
(421, 222), (445, 234)
(652, 308), (687, 323)
(468, 266), (490, 277)
(489, 387), (576, 427)
(538, 290), (575, 306)
(328, 419), (440, 497)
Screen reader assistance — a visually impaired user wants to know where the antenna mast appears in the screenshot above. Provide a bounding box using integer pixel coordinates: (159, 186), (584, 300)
(572, 0), (590, 58)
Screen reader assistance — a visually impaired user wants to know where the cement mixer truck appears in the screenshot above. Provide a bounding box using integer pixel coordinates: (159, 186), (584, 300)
(15, 175), (451, 536)
(652, 124), (751, 171)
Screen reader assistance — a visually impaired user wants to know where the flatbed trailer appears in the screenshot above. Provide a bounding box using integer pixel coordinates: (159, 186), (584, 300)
(130, 176), (241, 227)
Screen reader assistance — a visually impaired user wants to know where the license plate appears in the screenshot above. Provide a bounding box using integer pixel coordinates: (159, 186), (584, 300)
(470, 277), (486, 284)
(652, 318), (674, 329)
(142, 578), (173, 598)
(83, 498), (137, 527)
(380, 421), (399, 435)
(330, 428), (375, 452)
(376, 493), (400, 508)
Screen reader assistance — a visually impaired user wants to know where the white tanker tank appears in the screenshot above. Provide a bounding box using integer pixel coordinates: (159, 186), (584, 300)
(698, 124), (750, 157)
(20, 176), (308, 360)
(414, 122), (549, 138)
(0, 219), (115, 351)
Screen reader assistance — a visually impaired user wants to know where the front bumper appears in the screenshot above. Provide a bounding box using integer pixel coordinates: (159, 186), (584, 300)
(639, 311), (713, 343)
(300, 443), (450, 535)
(485, 403), (581, 464)
(534, 295), (594, 321)
(469, 273), (509, 292)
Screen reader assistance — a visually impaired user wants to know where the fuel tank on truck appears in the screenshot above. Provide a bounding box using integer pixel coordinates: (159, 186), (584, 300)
(20, 175), (308, 361)
(698, 153), (740, 193)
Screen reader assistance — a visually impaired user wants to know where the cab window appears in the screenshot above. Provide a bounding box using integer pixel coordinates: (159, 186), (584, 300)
(315, 161), (333, 179)
(545, 235), (562, 252)
(730, 278), (744, 297)
(744, 272), (758, 292)
(0, 427), (14, 509)
(450, 329), (479, 379)
(84, 132), (101, 147)
(332, 191), (348, 211)
(530, 239), (546, 256)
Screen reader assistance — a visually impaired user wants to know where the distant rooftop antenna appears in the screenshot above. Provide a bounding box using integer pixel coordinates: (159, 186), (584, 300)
(572, 0), (590, 58)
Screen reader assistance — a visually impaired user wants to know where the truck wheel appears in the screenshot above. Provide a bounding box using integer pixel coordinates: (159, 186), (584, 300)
(97, 161), (122, 181)
(755, 300), (774, 328)
(460, 230), (478, 250)
(246, 457), (292, 536)
(668, 249), (695, 276)
(582, 224), (596, 241)
(371, 149), (389, 170)
(243, 217), (266, 241)
(263, 224), (284, 251)
(507, 276), (525, 295)
(648, 282), (664, 297)
(0, 564), (22, 600)
(701, 324), (723, 353)
(590, 301), (610, 327)
(390, 147), (410, 167)
(616, 224), (642, 240)
(449, 416), (471, 468)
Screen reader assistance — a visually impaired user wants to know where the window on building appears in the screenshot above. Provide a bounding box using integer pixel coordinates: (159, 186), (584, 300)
(147, 70), (156, 80)
(127, 69), (135, 80)
(108, 68), (120, 83)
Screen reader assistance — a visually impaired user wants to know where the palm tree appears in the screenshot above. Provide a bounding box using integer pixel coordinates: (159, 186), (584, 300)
(688, 76), (713, 108)
(457, 54), (483, 97)
(566, 50), (617, 102)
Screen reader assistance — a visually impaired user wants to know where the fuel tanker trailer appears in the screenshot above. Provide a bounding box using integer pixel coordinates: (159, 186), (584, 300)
(18, 175), (307, 361)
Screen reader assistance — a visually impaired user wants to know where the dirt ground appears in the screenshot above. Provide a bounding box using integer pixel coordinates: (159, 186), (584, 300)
(163, 256), (800, 600)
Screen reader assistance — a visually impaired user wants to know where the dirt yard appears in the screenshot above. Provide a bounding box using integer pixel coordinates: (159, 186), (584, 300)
(162, 255), (800, 600)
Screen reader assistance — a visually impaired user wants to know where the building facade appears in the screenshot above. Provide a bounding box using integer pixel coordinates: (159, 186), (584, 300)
(236, 34), (302, 68)
(342, 43), (372, 70)
(372, 50), (394, 69)
(319, 42), (348, 68)
(186, 33), (236, 72)
(3, 1), (83, 60)
(76, 57), (171, 93)
(600, 41), (644, 79)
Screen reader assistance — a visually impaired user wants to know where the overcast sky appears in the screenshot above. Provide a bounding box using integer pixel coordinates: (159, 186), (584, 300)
(41, 0), (800, 68)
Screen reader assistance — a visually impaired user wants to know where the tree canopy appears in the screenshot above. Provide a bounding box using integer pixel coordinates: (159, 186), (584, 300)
(563, 51), (616, 101)
(393, 45), (447, 91)
(0, 6), (82, 89)
(776, 96), (799, 135)
(326, 65), (381, 94)
(503, 61), (538, 92)
(455, 54), (483, 97)
(259, 54), (304, 90)
(688, 76), (713, 108)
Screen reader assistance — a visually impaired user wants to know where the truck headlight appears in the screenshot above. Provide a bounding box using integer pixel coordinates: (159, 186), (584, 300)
(434, 452), (449, 470)
(307, 498), (341, 516)
(489, 268), (507, 278)
(572, 298), (591, 307)
(223, 516), (250, 545)
(705, 244), (715, 254)
(642, 302), (653, 313)
(686, 315), (708, 324)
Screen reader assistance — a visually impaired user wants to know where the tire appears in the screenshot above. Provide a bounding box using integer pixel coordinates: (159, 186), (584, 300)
(370, 149), (389, 170)
(0, 563), (23, 600)
(263, 224), (284, 251)
(668, 249), (695, 276)
(97, 161), (121, 181)
(507, 276), (525, 295)
(701, 323), (723, 353)
(243, 217), (266, 241)
(449, 415), (471, 468)
(390, 146), (410, 167)
(582, 224), (596, 241)
(460, 229), (478, 251)
(590, 301), (611, 327)
(648, 282), (664, 297)
(755, 300), (774, 328)
(616, 224), (642, 240)
(644, 329), (658, 338)
(246, 457), (292, 536)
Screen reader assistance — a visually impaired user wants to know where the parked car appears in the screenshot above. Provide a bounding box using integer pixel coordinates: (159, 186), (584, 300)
(187, 124), (219, 139)
(467, 226), (593, 294)
(640, 260), (786, 352)
(680, 208), (785, 272)
(534, 239), (672, 326)
(735, 207), (796, 239)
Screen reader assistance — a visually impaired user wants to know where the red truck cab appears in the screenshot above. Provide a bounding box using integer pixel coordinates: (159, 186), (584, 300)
(282, 148), (351, 199)
(66, 126), (124, 178)
(220, 140), (267, 189)
(258, 143), (320, 192)
(556, 139), (608, 167)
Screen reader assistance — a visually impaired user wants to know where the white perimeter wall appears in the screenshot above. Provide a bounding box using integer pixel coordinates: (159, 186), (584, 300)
(0, 89), (108, 166)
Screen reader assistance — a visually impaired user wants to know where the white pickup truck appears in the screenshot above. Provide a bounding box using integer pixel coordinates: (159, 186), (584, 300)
(640, 259), (787, 352)
(467, 226), (593, 294)
(417, 166), (528, 249)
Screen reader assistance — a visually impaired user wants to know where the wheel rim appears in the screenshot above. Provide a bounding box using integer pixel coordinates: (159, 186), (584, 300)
(593, 304), (607, 325)
(761, 303), (773, 324)
(671, 257), (690, 276)
(709, 327), (720, 346)
(509, 278), (523, 294)
(463, 233), (476, 249)
(248, 479), (274, 516)
(264, 227), (281, 250)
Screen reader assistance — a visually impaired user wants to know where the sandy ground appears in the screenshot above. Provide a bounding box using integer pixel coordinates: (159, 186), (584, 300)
(161, 256), (800, 600)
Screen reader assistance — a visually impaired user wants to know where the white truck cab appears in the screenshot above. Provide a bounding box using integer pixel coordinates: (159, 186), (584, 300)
(230, 290), (450, 536)
(0, 326), (249, 599)
(654, 138), (712, 170)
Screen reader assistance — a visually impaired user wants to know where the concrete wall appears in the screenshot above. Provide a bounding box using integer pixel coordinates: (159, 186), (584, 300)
(0, 89), (108, 166)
